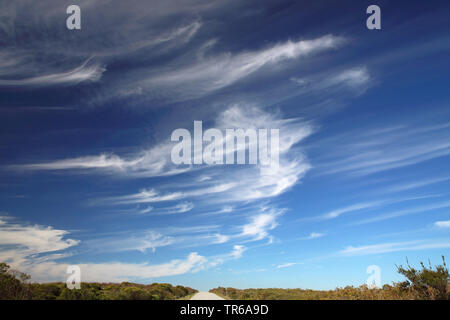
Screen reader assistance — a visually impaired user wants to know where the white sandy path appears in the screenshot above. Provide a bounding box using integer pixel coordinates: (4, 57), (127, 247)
(190, 292), (225, 300)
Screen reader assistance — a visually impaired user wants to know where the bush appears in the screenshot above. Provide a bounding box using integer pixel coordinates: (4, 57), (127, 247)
(0, 263), (31, 300)
(0, 262), (197, 300)
(396, 256), (449, 300)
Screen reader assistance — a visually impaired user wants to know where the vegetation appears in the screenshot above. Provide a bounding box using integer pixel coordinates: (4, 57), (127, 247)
(2, 256), (449, 300)
(0, 262), (196, 300)
(396, 256), (449, 300)
(0, 263), (32, 300)
(210, 256), (450, 300)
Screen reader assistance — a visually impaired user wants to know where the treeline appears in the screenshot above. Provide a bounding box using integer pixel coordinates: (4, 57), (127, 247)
(0, 263), (197, 300)
(210, 256), (450, 300)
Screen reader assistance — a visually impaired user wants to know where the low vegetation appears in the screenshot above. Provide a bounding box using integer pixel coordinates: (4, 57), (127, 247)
(210, 256), (450, 300)
(0, 263), (196, 300)
(1, 256), (448, 300)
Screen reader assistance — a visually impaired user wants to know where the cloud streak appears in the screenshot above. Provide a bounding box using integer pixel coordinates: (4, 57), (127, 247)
(0, 216), (79, 266)
(239, 207), (284, 241)
(0, 215), (249, 283)
(316, 121), (450, 177)
(353, 200), (450, 225)
(276, 262), (302, 269)
(339, 239), (450, 256)
(145, 35), (344, 99)
(435, 220), (450, 228)
(0, 58), (105, 87)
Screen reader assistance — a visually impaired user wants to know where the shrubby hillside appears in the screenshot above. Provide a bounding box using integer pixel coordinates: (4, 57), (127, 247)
(0, 263), (197, 300)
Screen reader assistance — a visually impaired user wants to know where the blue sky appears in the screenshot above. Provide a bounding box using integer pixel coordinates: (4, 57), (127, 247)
(1, 0), (450, 291)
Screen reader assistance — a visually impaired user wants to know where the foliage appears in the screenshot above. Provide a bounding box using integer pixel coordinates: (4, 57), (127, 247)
(210, 256), (450, 300)
(0, 262), (197, 300)
(396, 256), (449, 300)
(0, 262), (32, 299)
(2, 256), (449, 300)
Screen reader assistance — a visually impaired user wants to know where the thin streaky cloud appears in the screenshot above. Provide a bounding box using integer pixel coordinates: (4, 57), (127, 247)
(145, 35), (345, 99)
(382, 176), (450, 193)
(316, 121), (450, 177)
(339, 239), (450, 256)
(238, 207), (285, 241)
(0, 59), (105, 87)
(276, 262), (303, 269)
(161, 201), (194, 214)
(321, 201), (383, 220)
(11, 143), (192, 178)
(138, 206), (154, 214)
(352, 200), (450, 225)
(0, 216), (79, 265)
(309, 194), (440, 221)
(86, 231), (174, 253)
(0, 215), (246, 282)
(434, 220), (450, 228)
(308, 232), (325, 239)
(24, 252), (209, 283)
(100, 183), (235, 206)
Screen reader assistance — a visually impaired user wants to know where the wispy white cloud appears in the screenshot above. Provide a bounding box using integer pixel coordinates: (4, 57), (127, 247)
(162, 201), (194, 214)
(94, 225), (224, 250)
(230, 245), (246, 259)
(8, 93), (313, 257)
(382, 177), (450, 193)
(239, 207), (284, 241)
(308, 232), (325, 239)
(86, 231), (174, 253)
(434, 220), (450, 228)
(139, 206), (154, 214)
(12, 100), (313, 218)
(289, 67), (371, 97)
(162, 225), (221, 235)
(353, 200), (450, 225)
(316, 121), (450, 177)
(31, 244), (247, 283)
(11, 143), (191, 178)
(145, 35), (344, 100)
(276, 262), (302, 269)
(15, 154), (133, 171)
(218, 206), (233, 213)
(0, 215), (249, 282)
(321, 201), (383, 220)
(24, 252), (208, 283)
(207, 104), (314, 202)
(101, 21), (202, 57)
(49, 104), (311, 210)
(339, 239), (450, 256)
(0, 59), (105, 87)
(64, 245), (245, 283)
(307, 195), (443, 223)
(99, 183), (235, 206)
(207, 245), (247, 268)
(0, 0), (208, 91)
(326, 67), (370, 88)
(0, 216), (79, 266)
(212, 233), (230, 244)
